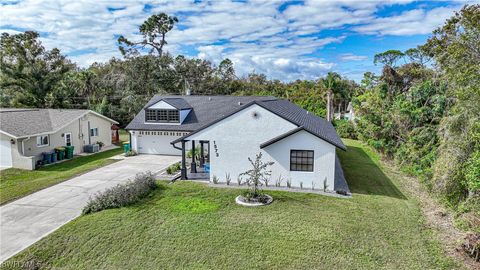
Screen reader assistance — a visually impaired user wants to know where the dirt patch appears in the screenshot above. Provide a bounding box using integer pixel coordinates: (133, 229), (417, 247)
(380, 158), (478, 269)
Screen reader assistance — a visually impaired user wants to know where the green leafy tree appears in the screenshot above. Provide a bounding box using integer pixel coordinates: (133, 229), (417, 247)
(0, 31), (73, 108)
(118, 13), (178, 57)
(239, 152), (274, 199)
(404, 47), (430, 65)
(423, 4), (480, 210)
(373, 50), (405, 67)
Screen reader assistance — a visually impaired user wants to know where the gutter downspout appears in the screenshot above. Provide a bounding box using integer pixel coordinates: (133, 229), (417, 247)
(87, 121), (91, 145)
(171, 140), (188, 180)
(129, 132), (132, 150)
(21, 137), (30, 155)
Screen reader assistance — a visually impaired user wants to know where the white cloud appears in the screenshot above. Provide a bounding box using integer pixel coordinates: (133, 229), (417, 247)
(0, 0), (466, 81)
(352, 6), (460, 36)
(339, 53), (368, 61)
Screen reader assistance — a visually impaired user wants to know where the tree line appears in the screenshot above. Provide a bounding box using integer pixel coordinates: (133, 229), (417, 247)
(0, 5), (478, 228)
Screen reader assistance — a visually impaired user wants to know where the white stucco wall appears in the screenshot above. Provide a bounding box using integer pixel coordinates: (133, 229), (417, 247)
(149, 100), (176, 109)
(14, 112), (114, 168)
(185, 104), (337, 190)
(262, 130), (336, 190)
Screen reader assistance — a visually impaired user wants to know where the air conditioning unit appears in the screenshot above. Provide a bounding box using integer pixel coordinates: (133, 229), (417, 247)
(83, 144), (100, 153)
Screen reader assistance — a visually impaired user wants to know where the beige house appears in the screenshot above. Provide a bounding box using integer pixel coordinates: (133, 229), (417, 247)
(0, 108), (118, 170)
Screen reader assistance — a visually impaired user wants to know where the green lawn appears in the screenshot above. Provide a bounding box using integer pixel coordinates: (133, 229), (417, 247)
(1, 140), (457, 269)
(0, 148), (123, 205)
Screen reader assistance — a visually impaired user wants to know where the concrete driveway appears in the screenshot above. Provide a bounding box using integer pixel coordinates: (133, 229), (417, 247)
(0, 154), (180, 262)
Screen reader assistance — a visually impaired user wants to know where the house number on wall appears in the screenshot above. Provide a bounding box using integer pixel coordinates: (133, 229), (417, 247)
(213, 141), (219, 157)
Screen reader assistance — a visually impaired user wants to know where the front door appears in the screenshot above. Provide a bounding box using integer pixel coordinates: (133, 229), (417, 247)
(65, 133), (72, 146)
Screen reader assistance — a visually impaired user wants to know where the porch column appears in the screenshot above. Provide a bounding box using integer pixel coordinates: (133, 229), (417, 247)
(181, 140), (187, 180)
(199, 141), (205, 167)
(191, 140), (197, 173)
(207, 141), (210, 163)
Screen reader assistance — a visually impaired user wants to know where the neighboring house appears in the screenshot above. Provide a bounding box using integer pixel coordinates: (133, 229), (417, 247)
(334, 101), (356, 121)
(126, 95), (349, 193)
(0, 108), (118, 170)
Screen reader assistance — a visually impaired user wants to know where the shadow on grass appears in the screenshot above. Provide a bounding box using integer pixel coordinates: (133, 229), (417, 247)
(338, 146), (406, 200)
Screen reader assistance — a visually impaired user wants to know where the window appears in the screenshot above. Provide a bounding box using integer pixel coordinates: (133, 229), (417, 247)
(146, 110), (157, 121)
(290, 150), (314, 172)
(90, 128), (99, 137)
(36, 135), (49, 147)
(145, 109), (180, 123)
(168, 110), (179, 122)
(158, 110), (168, 121)
(65, 133), (72, 146)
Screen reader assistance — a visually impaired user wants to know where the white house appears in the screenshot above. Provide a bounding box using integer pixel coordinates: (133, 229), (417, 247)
(0, 108), (118, 170)
(126, 95), (349, 193)
(334, 101), (356, 121)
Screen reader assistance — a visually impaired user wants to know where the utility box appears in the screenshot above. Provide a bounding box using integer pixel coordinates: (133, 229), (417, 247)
(83, 144), (99, 153)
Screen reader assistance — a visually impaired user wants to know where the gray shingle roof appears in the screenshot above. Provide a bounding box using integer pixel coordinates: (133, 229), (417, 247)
(258, 99), (346, 150)
(126, 95), (276, 132)
(0, 108), (116, 138)
(127, 95), (346, 150)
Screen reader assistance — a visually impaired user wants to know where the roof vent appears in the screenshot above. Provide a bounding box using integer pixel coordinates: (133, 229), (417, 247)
(306, 111), (309, 114)
(238, 102), (243, 106)
(208, 97), (212, 101)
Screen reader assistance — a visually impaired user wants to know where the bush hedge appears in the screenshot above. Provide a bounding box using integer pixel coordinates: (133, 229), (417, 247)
(82, 172), (157, 214)
(333, 119), (357, 139)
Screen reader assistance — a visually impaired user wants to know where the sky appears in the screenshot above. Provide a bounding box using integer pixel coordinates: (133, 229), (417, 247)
(0, 0), (475, 82)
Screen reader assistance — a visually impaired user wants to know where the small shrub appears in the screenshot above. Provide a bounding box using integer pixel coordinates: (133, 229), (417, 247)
(275, 174), (283, 187)
(323, 177), (329, 191)
(125, 150), (137, 157)
(225, 173), (231, 185)
(300, 182), (303, 189)
(82, 172), (156, 214)
(286, 178), (292, 188)
(237, 176), (242, 186)
(311, 181), (315, 190)
(186, 146), (201, 159)
(212, 175), (219, 184)
(333, 119), (357, 139)
(96, 141), (105, 149)
(238, 152), (274, 199)
(166, 163), (181, 175)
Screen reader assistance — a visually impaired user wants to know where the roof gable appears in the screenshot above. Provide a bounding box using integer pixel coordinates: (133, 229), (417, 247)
(146, 98), (192, 110)
(0, 109), (118, 138)
(148, 100), (176, 110)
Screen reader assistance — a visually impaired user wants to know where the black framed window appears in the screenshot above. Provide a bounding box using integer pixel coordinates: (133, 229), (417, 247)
(158, 110), (168, 121)
(168, 110), (179, 122)
(146, 110), (157, 121)
(145, 109), (179, 123)
(290, 150), (314, 172)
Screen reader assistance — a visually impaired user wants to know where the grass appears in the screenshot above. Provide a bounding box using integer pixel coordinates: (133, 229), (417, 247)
(0, 147), (123, 205)
(1, 139), (457, 269)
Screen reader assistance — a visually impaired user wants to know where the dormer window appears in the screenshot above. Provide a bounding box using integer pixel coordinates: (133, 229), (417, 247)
(145, 109), (179, 123)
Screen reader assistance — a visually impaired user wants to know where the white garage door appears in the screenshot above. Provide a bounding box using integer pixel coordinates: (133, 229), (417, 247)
(0, 139), (13, 168)
(137, 134), (181, 155)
